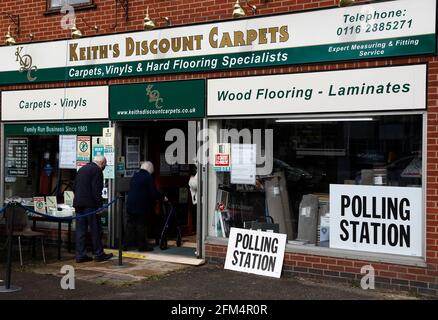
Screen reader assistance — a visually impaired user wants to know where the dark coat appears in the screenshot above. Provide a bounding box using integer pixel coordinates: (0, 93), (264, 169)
(73, 162), (104, 210)
(126, 169), (161, 216)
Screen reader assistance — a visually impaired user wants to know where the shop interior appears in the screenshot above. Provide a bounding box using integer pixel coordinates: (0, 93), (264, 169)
(116, 121), (198, 254)
(210, 114), (423, 247)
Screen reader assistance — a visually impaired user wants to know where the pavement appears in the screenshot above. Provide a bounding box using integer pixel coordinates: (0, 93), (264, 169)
(0, 247), (426, 301)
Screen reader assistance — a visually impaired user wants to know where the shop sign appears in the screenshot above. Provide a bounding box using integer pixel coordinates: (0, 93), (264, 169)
(0, 0), (434, 85)
(6, 137), (28, 177)
(207, 64), (426, 116)
(329, 184), (423, 257)
(225, 227), (287, 278)
(110, 80), (205, 120)
(1, 86), (108, 121)
(4, 122), (109, 136)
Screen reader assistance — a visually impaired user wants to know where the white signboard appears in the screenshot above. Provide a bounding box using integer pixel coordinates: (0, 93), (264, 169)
(231, 144), (256, 185)
(1, 86), (108, 121)
(59, 135), (77, 169)
(329, 184), (423, 257)
(0, 0), (435, 84)
(225, 228), (287, 278)
(208, 64), (426, 116)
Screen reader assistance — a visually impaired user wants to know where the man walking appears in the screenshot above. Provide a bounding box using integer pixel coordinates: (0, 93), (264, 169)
(73, 155), (113, 263)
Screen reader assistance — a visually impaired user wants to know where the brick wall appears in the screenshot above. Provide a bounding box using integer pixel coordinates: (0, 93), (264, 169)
(0, 0), (437, 295)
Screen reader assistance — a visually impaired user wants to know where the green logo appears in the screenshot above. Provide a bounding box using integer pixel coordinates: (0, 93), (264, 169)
(146, 84), (163, 109)
(79, 141), (89, 152)
(36, 202), (44, 209)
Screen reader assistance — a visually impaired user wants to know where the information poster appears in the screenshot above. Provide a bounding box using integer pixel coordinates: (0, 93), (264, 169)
(77, 136), (91, 162)
(6, 137), (29, 177)
(33, 196), (46, 214)
(103, 127), (114, 148)
(214, 143), (231, 172)
(59, 135), (77, 169)
(46, 196), (57, 213)
(92, 136), (104, 158)
(64, 191), (74, 206)
(231, 144), (257, 185)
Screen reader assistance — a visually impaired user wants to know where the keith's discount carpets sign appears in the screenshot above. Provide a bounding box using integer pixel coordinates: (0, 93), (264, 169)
(225, 228), (287, 278)
(330, 185), (423, 257)
(0, 0), (435, 84)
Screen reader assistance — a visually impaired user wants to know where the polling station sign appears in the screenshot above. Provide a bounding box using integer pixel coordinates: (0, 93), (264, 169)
(329, 185), (423, 257)
(225, 228), (286, 278)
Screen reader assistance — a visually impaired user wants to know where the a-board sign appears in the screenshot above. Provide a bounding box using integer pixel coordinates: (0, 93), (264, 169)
(224, 227), (287, 278)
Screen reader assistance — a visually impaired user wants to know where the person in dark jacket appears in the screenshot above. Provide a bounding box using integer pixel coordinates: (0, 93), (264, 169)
(73, 155), (113, 263)
(125, 161), (163, 251)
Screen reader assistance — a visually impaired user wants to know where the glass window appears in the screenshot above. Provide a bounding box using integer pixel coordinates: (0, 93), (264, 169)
(48, 0), (93, 10)
(208, 115), (423, 251)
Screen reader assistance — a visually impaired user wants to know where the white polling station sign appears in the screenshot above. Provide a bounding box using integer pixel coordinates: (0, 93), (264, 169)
(329, 184), (423, 257)
(225, 228), (287, 278)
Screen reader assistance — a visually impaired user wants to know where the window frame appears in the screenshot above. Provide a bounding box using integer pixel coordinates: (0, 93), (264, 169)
(205, 111), (427, 264)
(45, 0), (96, 15)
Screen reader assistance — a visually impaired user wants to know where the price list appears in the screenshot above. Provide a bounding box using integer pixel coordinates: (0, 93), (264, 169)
(6, 138), (29, 177)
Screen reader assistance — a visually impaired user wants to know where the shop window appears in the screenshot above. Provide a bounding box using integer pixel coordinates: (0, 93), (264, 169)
(208, 115), (423, 256)
(46, 0), (95, 13)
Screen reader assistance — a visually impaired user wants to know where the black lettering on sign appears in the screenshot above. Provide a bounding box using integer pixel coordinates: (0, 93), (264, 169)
(340, 220), (349, 241)
(351, 196), (362, 217)
(341, 195), (350, 216)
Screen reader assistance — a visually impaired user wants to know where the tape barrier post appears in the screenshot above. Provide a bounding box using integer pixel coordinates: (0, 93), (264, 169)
(112, 195), (127, 269)
(0, 201), (22, 293)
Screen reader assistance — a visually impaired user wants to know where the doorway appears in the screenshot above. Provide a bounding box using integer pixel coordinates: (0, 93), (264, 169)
(115, 120), (200, 259)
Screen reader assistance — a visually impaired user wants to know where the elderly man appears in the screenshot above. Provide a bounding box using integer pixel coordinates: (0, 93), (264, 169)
(73, 155), (113, 263)
(126, 161), (163, 252)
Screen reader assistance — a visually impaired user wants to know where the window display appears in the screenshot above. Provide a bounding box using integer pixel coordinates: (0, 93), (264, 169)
(209, 114), (423, 253)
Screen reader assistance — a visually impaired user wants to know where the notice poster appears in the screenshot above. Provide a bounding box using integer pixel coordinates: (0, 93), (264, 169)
(59, 135), (77, 169)
(92, 136), (104, 158)
(45, 196), (57, 212)
(104, 147), (115, 179)
(6, 137), (29, 177)
(77, 136), (91, 162)
(231, 144), (256, 185)
(329, 184), (423, 257)
(33, 196), (46, 214)
(103, 127), (115, 148)
(214, 143), (231, 172)
(225, 228), (287, 278)
(64, 191), (74, 207)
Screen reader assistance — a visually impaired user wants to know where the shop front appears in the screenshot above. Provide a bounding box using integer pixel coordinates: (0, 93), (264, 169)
(205, 63), (430, 288)
(109, 79), (205, 258)
(0, 0), (436, 293)
(0, 86), (110, 238)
